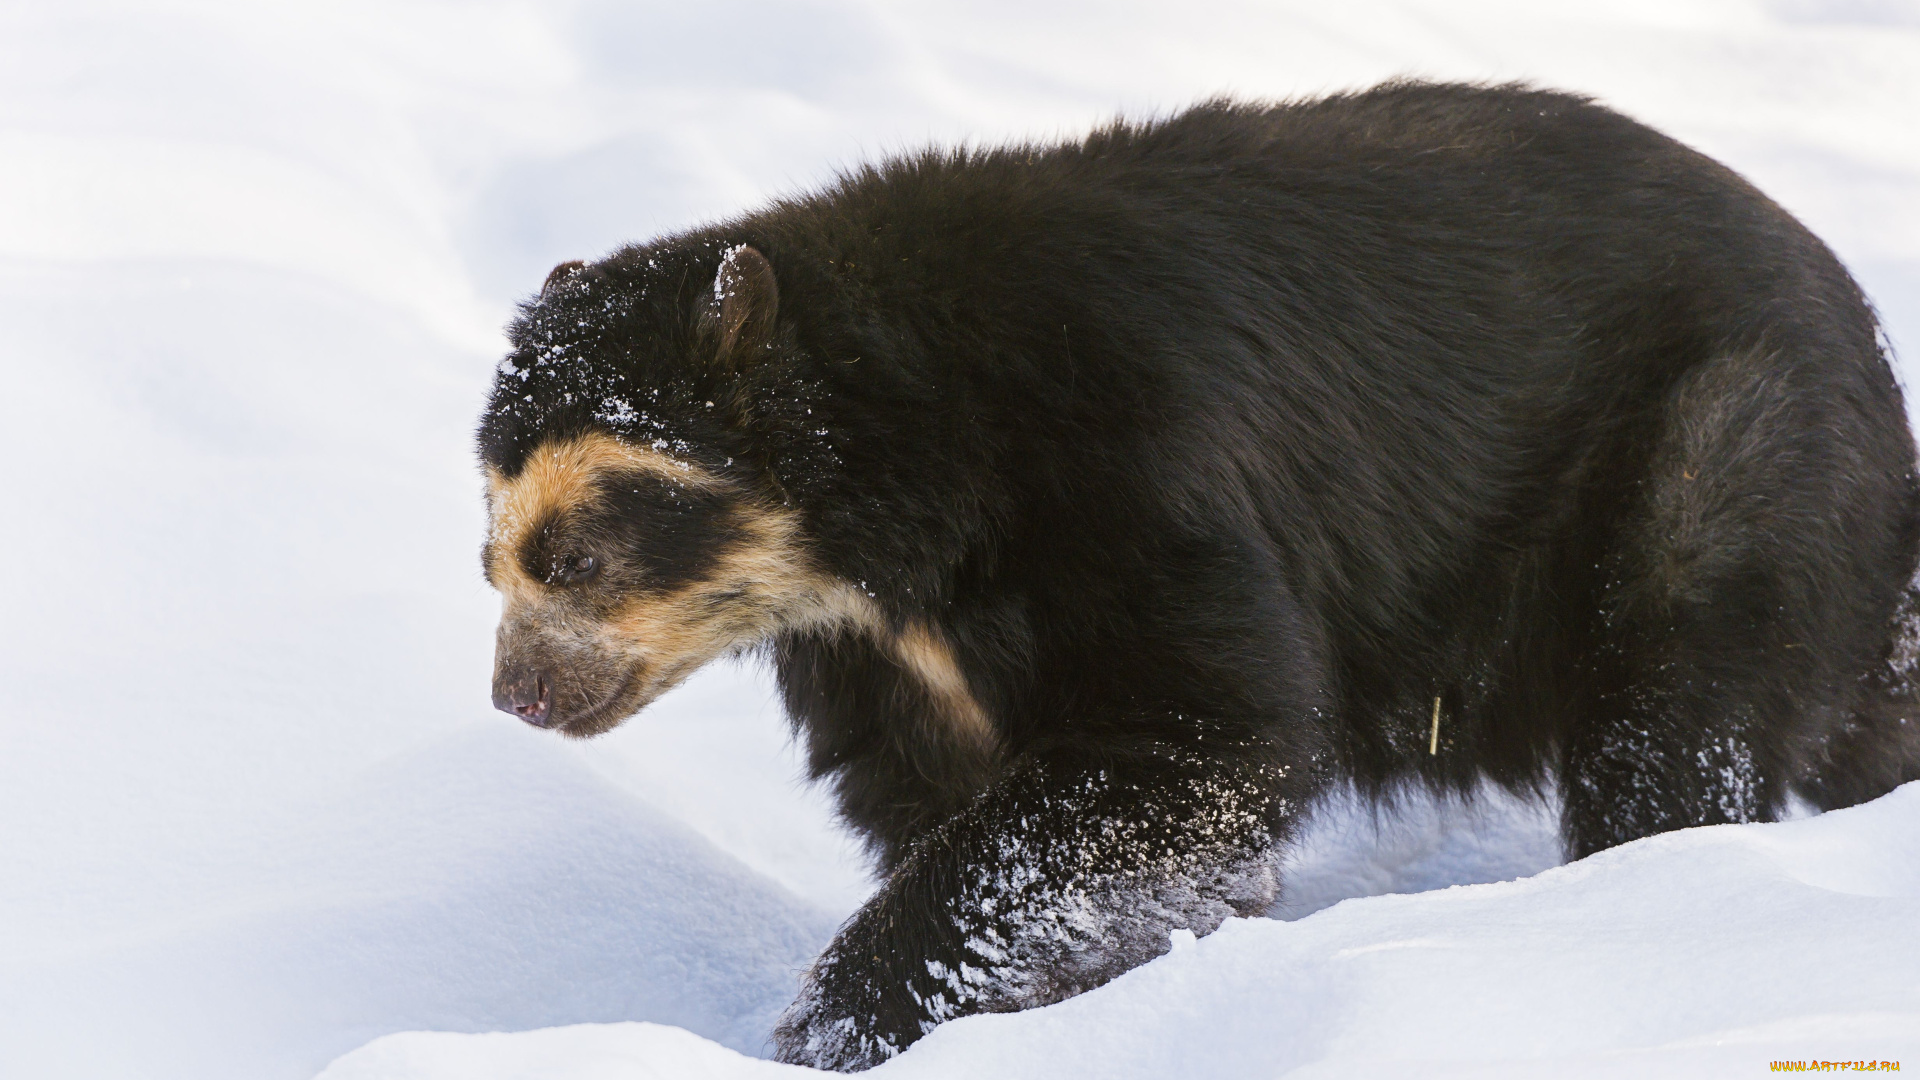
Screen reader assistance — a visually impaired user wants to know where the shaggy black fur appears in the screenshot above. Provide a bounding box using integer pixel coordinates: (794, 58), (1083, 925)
(477, 81), (1920, 1069)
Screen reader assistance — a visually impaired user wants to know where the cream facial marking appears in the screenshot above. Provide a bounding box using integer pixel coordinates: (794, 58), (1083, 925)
(486, 431), (1001, 753)
(485, 430), (720, 599)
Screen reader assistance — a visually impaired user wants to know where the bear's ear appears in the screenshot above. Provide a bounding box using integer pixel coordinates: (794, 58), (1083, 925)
(542, 260), (586, 296)
(703, 245), (779, 366)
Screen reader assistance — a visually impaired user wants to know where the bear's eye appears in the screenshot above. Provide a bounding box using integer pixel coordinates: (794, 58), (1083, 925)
(552, 553), (598, 585)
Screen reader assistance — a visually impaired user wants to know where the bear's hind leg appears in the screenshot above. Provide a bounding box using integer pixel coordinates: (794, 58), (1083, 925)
(1794, 577), (1920, 811)
(1562, 347), (1916, 859)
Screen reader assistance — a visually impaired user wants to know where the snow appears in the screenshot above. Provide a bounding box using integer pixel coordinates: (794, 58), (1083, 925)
(320, 785), (1920, 1079)
(2, 2), (1916, 1079)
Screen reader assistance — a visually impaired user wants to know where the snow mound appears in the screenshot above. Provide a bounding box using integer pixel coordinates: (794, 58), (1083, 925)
(318, 783), (1920, 1079)
(0, 720), (837, 1080)
(317, 1023), (811, 1080)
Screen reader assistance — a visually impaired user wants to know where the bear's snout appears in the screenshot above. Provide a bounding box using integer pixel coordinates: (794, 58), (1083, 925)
(492, 664), (552, 727)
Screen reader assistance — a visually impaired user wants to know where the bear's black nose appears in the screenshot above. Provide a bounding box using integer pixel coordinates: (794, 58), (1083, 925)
(493, 668), (552, 727)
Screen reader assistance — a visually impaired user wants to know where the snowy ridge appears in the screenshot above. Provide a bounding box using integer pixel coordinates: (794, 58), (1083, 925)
(318, 784), (1920, 1078)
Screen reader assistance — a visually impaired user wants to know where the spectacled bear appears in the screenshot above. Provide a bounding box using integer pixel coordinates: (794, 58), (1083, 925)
(476, 80), (1920, 1071)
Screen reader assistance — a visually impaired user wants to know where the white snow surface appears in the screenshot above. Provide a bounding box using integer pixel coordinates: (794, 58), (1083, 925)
(323, 784), (1920, 1079)
(2, 2), (1916, 1079)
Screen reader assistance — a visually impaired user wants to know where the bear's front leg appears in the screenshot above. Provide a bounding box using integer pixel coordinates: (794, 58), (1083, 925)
(772, 751), (1294, 1070)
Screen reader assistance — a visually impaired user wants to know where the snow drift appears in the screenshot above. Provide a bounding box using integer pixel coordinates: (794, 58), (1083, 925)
(318, 784), (1920, 1078)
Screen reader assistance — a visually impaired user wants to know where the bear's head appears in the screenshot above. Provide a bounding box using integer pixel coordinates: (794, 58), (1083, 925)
(476, 243), (872, 735)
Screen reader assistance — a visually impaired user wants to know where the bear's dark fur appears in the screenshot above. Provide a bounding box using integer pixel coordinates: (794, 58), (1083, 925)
(476, 81), (1920, 1070)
